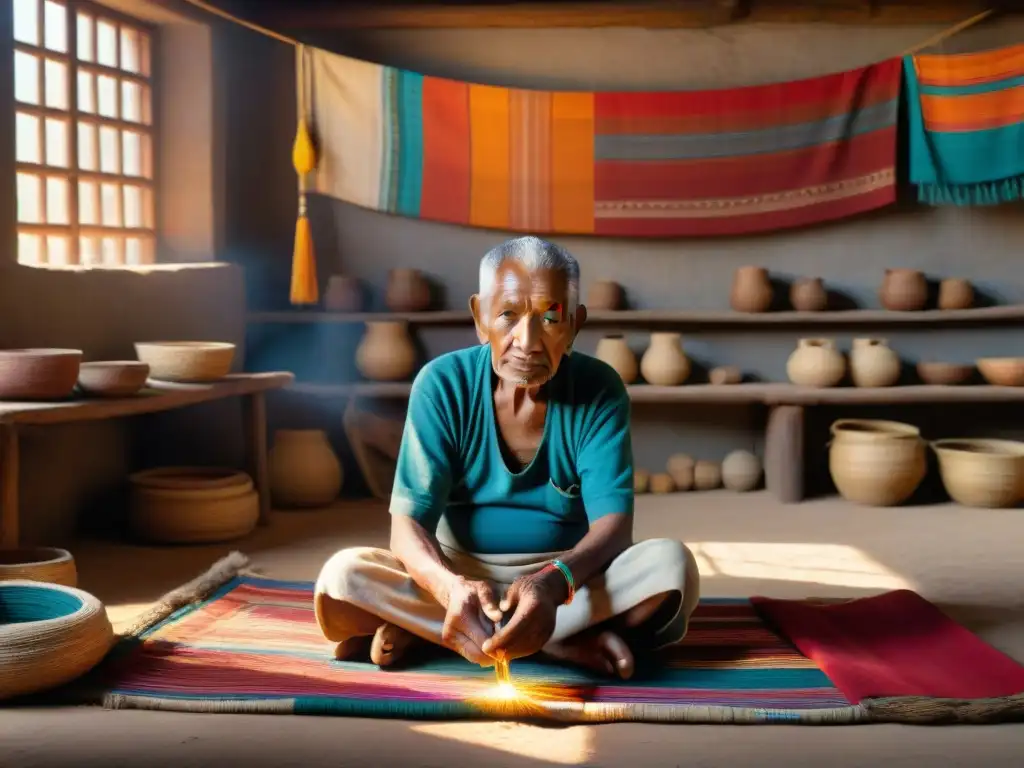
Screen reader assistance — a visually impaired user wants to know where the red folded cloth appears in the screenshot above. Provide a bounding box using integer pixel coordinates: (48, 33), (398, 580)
(751, 590), (1024, 702)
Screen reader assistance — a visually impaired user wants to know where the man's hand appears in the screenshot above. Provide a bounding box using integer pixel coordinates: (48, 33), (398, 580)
(440, 576), (503, 667)
(481, 570), (563, 661)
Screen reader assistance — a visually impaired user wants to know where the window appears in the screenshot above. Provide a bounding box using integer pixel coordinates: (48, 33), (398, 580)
(13, 0), (156, 267)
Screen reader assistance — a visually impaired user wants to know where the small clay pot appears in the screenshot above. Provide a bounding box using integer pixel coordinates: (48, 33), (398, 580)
(640, 333), (691, 386)
(634, 469), (650, 494)
(666, 453), (695, 491)
(790, 277), (828, 312)
(938, 278), (974, 311)
(588, 281), (624, 311)
(916, 362), (974, 386)
(649, 473), (675, 494)
(880, 269), (927, 312)
(786, 338), (846, 388)
(694, 460), (722, 491)
(709, 366), (741, 385)
(849, 338), (900, 388)
(386, 269), (432, 312)
(324, 275), (364, 312)
(595, 335), (638, 384)
(730, 266), (773, 313)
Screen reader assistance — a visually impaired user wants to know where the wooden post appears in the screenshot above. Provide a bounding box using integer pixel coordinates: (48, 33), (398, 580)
(765, 404), (804, 504)
(242, 392), (271, 526)
(0, 424), (20, 548)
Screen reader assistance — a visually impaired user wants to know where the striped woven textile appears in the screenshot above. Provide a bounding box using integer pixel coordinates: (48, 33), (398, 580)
(308, 50), (900, 237)
(904, 44), (1024, 205)
(94, 576), (865, 724)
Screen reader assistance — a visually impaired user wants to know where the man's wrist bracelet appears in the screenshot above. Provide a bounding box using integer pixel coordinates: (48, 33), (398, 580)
(542, 559), (575, 605)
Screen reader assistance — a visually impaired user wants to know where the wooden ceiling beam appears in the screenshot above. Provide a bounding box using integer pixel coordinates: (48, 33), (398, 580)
(241, 0), (1005, 30)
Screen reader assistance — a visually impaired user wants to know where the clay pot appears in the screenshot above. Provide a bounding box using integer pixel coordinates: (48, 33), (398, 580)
(721, 450), (762, 492)
(649, 473), (675, 494)
(0, 349), (83, 400)
(588, 281), (624, 311)
(709, 366), (741, 385)
(849, 338), (901, 388)
(931, 438), (1024, 508)
(730, 266), (773, 313)
(786, 338), (846, 388)
(0, 547), (77, 587)
(916, 362), (974, 386)
(640, 333), (691, 385)
(694, 460), (721, 491)
(828, 419), (926, 506)
(937, 278), (974, 311)
(666, 454), (695, 491)
(324, 275), (364, 312)
(977, 358), (1024, 387)
(269, 429), (344, 508)
(880, 269), (927, 311)
(385, 269), (431, 312)
(356, 321), (417, 381)
(595, 335), (638, 384)
(790, 277), (828, 312)
(634, 469), (650, 494)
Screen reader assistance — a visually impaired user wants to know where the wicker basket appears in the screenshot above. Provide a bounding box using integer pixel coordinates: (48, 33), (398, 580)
(0, 580), (115, 700)
(134, 341), (235, 382)
(829, 419), (927, 506)
(0, 547), (77, 587)
(932, 438), (1024, 508)
(129, 467), (259, 544)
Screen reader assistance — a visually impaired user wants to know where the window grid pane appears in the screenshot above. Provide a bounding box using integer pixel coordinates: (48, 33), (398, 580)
(16, 2), (157, 268)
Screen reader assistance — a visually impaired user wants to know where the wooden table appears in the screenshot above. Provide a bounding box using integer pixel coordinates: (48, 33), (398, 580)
(0, 372), (294, 548)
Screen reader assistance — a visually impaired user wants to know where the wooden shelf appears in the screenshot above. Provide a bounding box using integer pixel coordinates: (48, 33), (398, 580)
(286, 381), (1024, 405)
(248, 305), (1024, 328)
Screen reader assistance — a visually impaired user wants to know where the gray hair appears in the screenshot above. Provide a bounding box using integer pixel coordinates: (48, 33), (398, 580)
(478, 236), (580, 318)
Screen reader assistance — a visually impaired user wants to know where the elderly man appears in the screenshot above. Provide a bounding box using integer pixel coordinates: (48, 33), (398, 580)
(315, 236), (700, 679)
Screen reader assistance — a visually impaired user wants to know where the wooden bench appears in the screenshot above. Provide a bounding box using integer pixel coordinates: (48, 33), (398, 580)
(0, 372), (293, 548)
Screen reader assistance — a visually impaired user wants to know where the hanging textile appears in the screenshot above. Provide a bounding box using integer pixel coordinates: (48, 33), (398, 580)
(307, 52), (901, 237)
(904, 44), (1024, 206)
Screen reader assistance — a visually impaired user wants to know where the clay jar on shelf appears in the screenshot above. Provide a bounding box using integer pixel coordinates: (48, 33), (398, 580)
(386, 268), (432, 312)
(786, 338), (846, 388)
(355, 321), (416, 381)
(938, 278), (974, 310)
(269, 430), (343, 508)
(850, 338), (900, 388)
(324, 275), (364, 312)
(790, 277), (828, 312)
(595, 335), (638, 384)
(640, 332), (691, 385)
(588, 280), (624, 311)
(880, 269), (927, 311)
(730, 266), (773, 313)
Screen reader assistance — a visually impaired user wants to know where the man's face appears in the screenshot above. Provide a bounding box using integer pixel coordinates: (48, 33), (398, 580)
(470, 260), (583, 388)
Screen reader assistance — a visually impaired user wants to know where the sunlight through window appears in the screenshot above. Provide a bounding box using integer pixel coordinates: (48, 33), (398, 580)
(411, 722), (594, 765)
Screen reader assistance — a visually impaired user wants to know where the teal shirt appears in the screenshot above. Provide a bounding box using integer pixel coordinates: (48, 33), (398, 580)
(389, 344), (634, 555)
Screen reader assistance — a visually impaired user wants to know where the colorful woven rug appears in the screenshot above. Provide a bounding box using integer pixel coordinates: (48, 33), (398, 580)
(904, 44), (1024, 205)
(79, 555), (1023, 725)
(307, 49), (900, 237)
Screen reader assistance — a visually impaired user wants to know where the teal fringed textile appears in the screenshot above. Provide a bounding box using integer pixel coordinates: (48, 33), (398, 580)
(903, 47), (1024, 206)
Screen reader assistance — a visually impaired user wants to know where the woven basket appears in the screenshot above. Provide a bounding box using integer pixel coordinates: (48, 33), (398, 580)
(129, 467), (259, 544)
(0, 580), (114, 700)
(932, 438), (1024, 508)
(829, 419), (927, 506)
(0, 547), (77, 587)
(134, 341), (235, 382)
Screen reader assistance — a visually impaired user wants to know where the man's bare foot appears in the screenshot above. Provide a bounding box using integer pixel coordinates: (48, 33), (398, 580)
(332, 635), (371, 661)
(370, 622), (421, 667)
(542, 629), (635, 680)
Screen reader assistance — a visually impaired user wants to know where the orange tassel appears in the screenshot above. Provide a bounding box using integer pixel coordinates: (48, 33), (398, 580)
(289, 211), (318, 305)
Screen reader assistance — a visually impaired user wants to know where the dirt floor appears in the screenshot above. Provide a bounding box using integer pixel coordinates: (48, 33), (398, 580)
(3, 491), (1024, 767)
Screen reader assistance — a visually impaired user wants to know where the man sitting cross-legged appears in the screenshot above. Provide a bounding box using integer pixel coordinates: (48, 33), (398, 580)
(314, 236), (701, 678)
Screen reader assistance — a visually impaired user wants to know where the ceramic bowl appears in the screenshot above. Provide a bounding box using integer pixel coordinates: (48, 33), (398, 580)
(931, 438), (1024, 508)
(976, 358), (1024, 387)
(916, 362), (974, 386)
(77, 361), (150, 397)
(0, 348), (82, 400)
